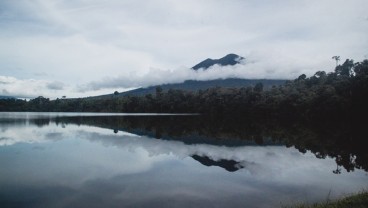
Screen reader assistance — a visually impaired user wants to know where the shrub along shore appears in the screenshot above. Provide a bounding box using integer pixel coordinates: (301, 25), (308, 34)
(284, 191), (368, 208)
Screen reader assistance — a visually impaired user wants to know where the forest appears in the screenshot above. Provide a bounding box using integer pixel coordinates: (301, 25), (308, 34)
(1, 59), (368, 121)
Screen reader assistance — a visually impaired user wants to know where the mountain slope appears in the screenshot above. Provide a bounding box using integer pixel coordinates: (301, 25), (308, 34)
(90, 78), (286, 99)
(192, 53), (244, 70)
(87, 53), (286, 99)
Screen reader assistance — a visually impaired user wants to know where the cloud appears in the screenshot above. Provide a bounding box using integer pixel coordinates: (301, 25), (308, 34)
(2, 89), (9, 95)
(0, 75), (131, 99)
(0, 76), (17, 85)
(0, 76), (59, 98)
(0, 76), (69, 98)
(79, 50), (332, 91)
(0, 0), (367, 97)
(46, 81), (64, 90)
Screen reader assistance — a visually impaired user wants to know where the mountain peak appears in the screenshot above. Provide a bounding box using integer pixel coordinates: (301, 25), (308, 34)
(192, 53), (245, 70)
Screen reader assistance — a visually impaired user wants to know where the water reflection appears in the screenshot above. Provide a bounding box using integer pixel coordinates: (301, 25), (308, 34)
(1, 113), (368, 173)
(0, 112), (367, 208)
(191, 155), (244, 172)
(47, 114), (368, 173)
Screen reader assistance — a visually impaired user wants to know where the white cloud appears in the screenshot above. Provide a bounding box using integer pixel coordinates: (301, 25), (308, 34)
(0, 75), (131, 99)
(46, 81), (64, 90)
(80, 51), (332, 91)
(0, 76), (57, 98)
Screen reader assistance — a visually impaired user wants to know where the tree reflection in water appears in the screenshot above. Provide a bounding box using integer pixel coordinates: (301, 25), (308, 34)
(46, 115), (368, 174)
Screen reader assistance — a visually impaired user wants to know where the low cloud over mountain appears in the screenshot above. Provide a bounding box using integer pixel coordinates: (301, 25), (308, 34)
(77, 51), (325, 92)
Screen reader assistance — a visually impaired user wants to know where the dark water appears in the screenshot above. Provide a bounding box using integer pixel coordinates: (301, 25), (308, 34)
(0, 112), (367, 208)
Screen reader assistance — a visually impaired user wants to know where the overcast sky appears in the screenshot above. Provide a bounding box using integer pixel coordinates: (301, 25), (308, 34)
(0, 0), (367, 99)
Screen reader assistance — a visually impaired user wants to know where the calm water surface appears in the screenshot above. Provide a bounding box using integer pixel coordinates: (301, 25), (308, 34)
(0, 112), (367, 208)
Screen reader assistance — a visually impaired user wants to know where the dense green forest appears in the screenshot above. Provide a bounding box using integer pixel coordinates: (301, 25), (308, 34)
(1, 59), (368, 120)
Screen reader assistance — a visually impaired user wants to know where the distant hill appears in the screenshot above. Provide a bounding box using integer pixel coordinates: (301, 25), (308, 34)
(87, 53), (287, 99)
(192, 53), (244, 70)
(90, 78), (286, 99)
(0, 95), (16, 100)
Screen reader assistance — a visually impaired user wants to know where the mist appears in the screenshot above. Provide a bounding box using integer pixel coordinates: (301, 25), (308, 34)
(79, 51), (336, 92)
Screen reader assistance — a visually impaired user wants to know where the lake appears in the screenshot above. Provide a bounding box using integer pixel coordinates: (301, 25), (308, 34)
(0, 112), (367, 208)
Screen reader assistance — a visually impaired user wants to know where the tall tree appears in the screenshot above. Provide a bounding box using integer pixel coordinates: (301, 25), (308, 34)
(332, 56), (340, 67)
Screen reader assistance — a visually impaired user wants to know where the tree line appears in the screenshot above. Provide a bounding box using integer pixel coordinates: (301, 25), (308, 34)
(1, 59), (368, 120)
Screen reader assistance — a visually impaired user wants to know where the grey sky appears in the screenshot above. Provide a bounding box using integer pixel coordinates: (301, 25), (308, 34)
(0, 0), (367, 98)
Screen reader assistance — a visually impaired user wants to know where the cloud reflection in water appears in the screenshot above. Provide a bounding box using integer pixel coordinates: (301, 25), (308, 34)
(0, 117), (367, 207)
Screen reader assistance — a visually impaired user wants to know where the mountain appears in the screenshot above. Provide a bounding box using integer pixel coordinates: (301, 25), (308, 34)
(86, 53), (286, 99)
(192, 53), (244, 70)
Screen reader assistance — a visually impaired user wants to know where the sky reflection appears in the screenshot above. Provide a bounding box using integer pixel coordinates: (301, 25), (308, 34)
(0, 114), (367, 208)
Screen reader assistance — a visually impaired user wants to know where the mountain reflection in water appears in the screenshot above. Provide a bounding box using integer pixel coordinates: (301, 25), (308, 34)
(0, 112), (367, 208)
(191, 155), (244, 172)
(1, 113), (367, 173)
(42, 114), (368, 173)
